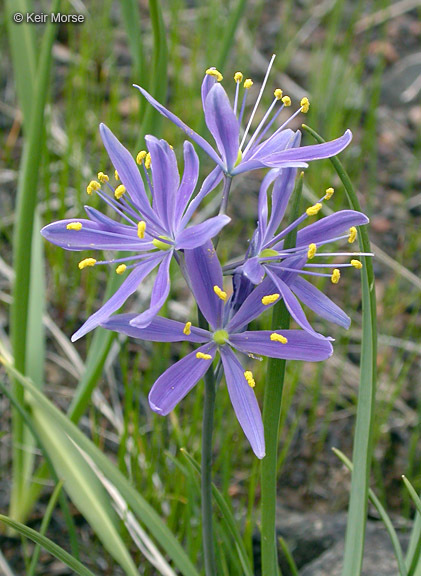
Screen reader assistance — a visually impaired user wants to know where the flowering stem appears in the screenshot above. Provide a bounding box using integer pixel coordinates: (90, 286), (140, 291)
(260, 173), (303, 575)
(198, 309), (217, 576)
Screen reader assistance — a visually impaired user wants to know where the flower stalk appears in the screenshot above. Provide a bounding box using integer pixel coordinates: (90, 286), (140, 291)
(260, 174), (303, 575)
(198, 309), (217, 576)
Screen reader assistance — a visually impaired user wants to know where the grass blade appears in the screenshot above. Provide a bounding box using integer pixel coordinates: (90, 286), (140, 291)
(333, 448), (407, 576)
(137, 0), (168, 147)
(4, 0), (36, 131)
(0, 351), (200, 576)
(9, 0), (61, 523)
(402, 476), (421, 517)
(303, 124), (377, 576)
(180, 449), (254, 576)
(216, 0), (248, 71)
(27, 480), (64, 576)
(402, 477), (421, 576)
(406, 513), (421, 576)
(0, 515), (96, 576)
(30, 405), (139, 576)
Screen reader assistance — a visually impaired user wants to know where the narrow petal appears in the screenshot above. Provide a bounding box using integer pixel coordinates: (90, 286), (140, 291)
(291, 276), (351, 329)
(184, 242), (224, 330)
(294, 210), (369, 247)
(176, 215), (230, 250)
(41, 219), (153, 251)
(230, 330), (333, 361)
(262, 129), (352, 167)
(101, 314), (209, 342)
(130, 252), (172, 328)
(242, 257), (266, 285)
(71, 255), (162, 341)
(257, 169), (280, 237)
(174, 142), (199, 227)
(146, 135), (180, 233)
(148, 343), (216, 415)
(134, 85), (224, 169)
(248, 128), (295, 161)
(266, 268), (329, 340)
(201, 72), (218, 109)
(99, 124), (159, 226)
(180, 166), (223, 230)
(265, 166), (298, 241)
(220, 347), (265, 459)
(227, 276), (278, 333)
(84, 206), (136, 234)
(204, 84), (240, 173)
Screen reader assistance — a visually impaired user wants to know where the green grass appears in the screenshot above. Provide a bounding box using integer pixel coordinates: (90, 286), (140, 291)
(1, 0), (420, 574)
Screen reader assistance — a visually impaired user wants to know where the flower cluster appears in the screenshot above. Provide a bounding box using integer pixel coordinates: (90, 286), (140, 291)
(42, 57), (370, 458)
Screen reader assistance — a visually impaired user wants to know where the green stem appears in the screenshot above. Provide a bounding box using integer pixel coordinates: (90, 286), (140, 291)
(302, 124), (377, 576)
(261, 303), (289, 575)
(260, 174), (303, 575)
(198, 310), (217, 576)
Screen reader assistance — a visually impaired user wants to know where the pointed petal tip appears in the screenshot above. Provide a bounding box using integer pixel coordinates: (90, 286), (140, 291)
(148, 399), (164, 414)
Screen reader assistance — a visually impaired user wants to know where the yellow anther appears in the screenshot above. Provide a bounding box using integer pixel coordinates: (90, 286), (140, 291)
(137, 220), (146, 239)
(183, 322), (192, 336)
(114, 170), (119, 180)
(145, 153), (152, 170)
(351, 259), (363, 269)
(306, 203), (322, 216)
(300, 97), (310, 113)
(206, 68), (223, 82)
(324, 187), (334, 200)
(136, 150), (147, 165)
(66, 222), (82, 231)
(261, 293), (280, 306)
(213, 285), (227, 301)
(348, 227), (357, 243)
(307, 243), (317, 259)
(196, 352), (212, 360)
(331, 268), (341, 284)
(234, 71), (243, 83)
(270, 333), (288, 344)
(282, 95), (291, 106)
(87, 180), (100, 195)
(97, 172), (109, 183)
(244, 78), (253, 89)
(116, 264), (127, 275)
(78, 258), (96, 270)
(244, 370), (256, 388)
(274, 88), (283, 100)
(115, 184), (126, 199)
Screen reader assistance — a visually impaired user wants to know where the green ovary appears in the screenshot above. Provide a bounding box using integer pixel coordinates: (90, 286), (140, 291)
(152, 236), (173, 251)
(259, 248), (278, 258)
(213, 330), (229, 345)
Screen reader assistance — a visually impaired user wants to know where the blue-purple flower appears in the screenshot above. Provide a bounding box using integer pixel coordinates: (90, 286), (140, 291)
(41, 124), (228, 341)
(135, 56), (352, 176)
(101, 243), (333, 458)
(229, 167), (371, 338)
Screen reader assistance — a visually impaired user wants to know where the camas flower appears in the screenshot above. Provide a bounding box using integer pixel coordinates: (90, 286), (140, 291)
(227, 167), (371, 338)
(135, 55), (352, 177)
(41, 124), (228, 341)
(100, 242), (333, 458)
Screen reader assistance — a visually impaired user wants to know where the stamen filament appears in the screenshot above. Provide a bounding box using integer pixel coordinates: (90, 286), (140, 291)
(239, 54), (276, 151)
(243, 97), (282, 155)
